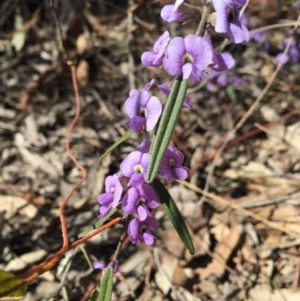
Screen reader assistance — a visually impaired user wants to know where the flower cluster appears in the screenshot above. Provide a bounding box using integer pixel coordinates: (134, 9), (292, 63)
(275, 39), (300, 66)
(95, 0), (249, 255)
(202, 69), (249, 92)
(97, 137), (188, 246)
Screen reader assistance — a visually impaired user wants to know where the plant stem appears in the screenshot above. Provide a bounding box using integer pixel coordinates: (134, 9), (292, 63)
(195, 0), (212, 36)
(113, 230), (128, 262)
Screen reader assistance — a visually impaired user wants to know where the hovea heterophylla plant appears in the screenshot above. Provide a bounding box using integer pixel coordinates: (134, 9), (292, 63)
(79, 0), (250, 298)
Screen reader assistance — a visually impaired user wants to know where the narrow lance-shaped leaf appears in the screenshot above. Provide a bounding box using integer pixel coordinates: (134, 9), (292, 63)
(97, 267), (113, 301)
(88, 289), (99, 301)
(0, 269), (27, 300)
(78, 208), (118, 238)
(152, 179), (195, 255)
(147, 78), (187, 183)
(98, 130), (133, 163)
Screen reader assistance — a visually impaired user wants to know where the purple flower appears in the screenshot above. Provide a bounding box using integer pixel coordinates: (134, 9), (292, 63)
(158, 84), (192, 109)
(161, 0), (184, 23)
(251, 30), (266, 43)
(124, 81), (162, 133)
(128, 215), (158, 245)
(122, 184), (160, 221)
(274, 40), (300, 66)
(159, 146), (188, 181)
(120, 151), (150, 187)
(292, 1), (300, 9)
(212, 0), (249, 43)
(216, 73), (228, 86)
(240, 13), (269, 51)
(143, 79), (155, 91)
(141, 31), (170, 67)
(274, 53), (289, 65)
(137, 139), (152, 153)
(230, 75), (248, 86)
(203, 31), (235, 72)
(94, 261), (119, 273)
(97, 174), (123, 218)
(163, 35), (213, 82)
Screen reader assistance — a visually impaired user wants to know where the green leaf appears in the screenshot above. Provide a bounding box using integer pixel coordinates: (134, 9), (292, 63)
(0, 269), (27, 300)
(97, 267), (113, 301)
(98, 130), (133, 163)
(152, 179), (195, 255)
(88, 289), (99, 301)
(147, 79), (187, 183)
(79, 245), (94, 270)
(78, 208), (118, 238)
(225, 85), (237, 102)
(60, 285), (71, 301)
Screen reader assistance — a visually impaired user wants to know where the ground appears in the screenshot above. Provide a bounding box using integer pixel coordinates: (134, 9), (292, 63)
(1, 0), (300, 300)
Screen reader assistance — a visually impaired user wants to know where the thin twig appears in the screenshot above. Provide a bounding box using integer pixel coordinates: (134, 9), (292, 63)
(181, 180), (300, 240)
(195, 0), (212, 36)
(127, 0), (136, 90)
(250, 21), (300, 35)
(188, 108), (300, 176)
(113, 230), (128, 261)
(48, 0), (66, 59)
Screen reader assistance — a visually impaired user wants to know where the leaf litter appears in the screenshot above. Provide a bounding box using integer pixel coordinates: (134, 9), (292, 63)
(0, 0), (300, 300)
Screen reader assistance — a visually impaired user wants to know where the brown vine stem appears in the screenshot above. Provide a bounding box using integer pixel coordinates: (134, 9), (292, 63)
(58, 63), (88, 249)
(0, 63), (122, 298)
(0, 217), (123, 298)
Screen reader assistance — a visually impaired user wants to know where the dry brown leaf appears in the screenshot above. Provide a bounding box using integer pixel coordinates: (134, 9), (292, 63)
(252, 206), (272, 220)
(24, 114), (47, 147)
(196, 218), (242, 279)
(14, 133), (59, 179)
(272, 205), (300, 222)
(0, 106), (16, 119)
(198, 279), (219, 299)
(154, 250), (191, 294)
(248, 287), (300, 301)
(210, 221), (230, 243)
(160, 229), (185, 258)
(116, 250), (150, 295)
(241, 241), (257, 265)
(76, 59), (89, 87)
(266, 123), (300, 151)
(223, 168), (300, 190)
(5, 249), (47, 272)
(260, 105), (280, 122)
(270, 221), (300, 235)
(76, 33), (88, 55)
(171, 287), (201, 301)
(258, 232), (282, 259)
(0, 195), (38, 219)
(260, 62), (274, 81)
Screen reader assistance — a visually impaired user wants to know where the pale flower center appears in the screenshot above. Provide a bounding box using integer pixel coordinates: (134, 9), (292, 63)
(140, 224), (147, 232)
(138, 197), (146, 205)
(134, 164), (143, 173)
(169, 159), (175, 167)
(140, 107), (147, 117)
(228, 6), (236, 22)
(182, 53), (194, 64)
